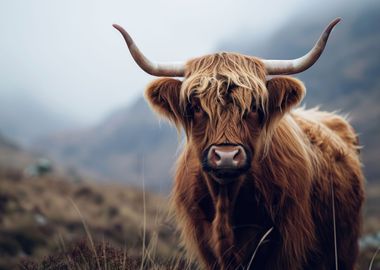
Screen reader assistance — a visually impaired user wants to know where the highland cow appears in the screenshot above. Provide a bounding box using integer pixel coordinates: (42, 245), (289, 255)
(114, 18), (364, 270)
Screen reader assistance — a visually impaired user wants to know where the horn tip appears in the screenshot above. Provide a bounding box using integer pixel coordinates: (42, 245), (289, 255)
(325, 17), (341, 34)
(112, 24), (121, 30)
(331, 17), (342, 27)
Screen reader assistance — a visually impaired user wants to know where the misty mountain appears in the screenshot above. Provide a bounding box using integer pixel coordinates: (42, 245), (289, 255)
(35, 3), (380, 190)
(0, 132), (19, 154)
(35, 98), (179, 191)
(0, 92), (80, 147)
(0, 131), (39, 171)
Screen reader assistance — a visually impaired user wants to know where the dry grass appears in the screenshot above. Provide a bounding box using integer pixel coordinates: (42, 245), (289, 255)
(0, 162), (379, 269)
(19, 239), (195, 270)
(0, 165), (190, 269)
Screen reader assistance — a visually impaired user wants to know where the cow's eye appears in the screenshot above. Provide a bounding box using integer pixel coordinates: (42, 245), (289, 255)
(189, 97), (204, 119)
(190, 102), (205, 120)
(193, 104), (202, 113)
(244, 101), (260, 120)
(251, 102), (257, 112)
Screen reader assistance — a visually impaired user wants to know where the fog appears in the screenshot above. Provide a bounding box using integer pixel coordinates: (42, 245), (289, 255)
(0, 0), (365, 124)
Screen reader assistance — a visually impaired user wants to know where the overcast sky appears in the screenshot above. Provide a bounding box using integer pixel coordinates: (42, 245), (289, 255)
(0, 0), (361, 124)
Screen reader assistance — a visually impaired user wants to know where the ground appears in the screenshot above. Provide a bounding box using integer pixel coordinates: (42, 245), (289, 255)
(0, 165), (378, 269)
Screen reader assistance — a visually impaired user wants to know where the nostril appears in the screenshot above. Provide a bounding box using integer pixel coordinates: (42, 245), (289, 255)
(233, 146), (247, 165)
(233, 148), (240, 161)
(213, 149), (221, 161)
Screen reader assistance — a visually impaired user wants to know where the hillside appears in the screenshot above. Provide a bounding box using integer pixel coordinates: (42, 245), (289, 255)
(34, 98), (178, 191)
(0, 139), (183, 270)
(0, 92), (79, 147)
(0, 139), (379, 269)
(0, 132), (37, 170)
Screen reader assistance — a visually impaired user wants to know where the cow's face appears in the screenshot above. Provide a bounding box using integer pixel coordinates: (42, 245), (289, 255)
(146, 53), (305, 185)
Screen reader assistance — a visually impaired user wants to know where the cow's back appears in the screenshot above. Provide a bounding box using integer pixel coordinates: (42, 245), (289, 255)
(293, 108), (359, 153)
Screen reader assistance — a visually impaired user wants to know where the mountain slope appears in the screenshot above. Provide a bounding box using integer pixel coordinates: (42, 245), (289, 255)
(35, 98), (179, 191)
(0, 139), (180, 270)
(0, 92), (79, 147)
(0, 132), (37, 170)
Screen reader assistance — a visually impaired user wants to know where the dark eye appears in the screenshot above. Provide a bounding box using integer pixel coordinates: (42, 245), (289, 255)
(193, 104), (202, 113)
(227, 83), (237, 92)
(243, 101), (259, 120)
(251, 101), (257, 112)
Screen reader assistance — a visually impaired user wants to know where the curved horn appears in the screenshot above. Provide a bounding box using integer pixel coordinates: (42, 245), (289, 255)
(113, 24), (185, 77)
(262, 18), (341, 75)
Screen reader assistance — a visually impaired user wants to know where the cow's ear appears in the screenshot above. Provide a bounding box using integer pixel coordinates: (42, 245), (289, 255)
(145, 78), (183, 124)
(266, 76), (305, 115)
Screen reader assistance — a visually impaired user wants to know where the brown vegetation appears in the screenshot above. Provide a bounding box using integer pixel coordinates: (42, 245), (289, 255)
(0, 164), (186, 270)
(0, 161), (379, 269)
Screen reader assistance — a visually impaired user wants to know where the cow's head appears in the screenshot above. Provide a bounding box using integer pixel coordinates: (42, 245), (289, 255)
(144, 54), (308, 185)
(113, 19), (339, 186)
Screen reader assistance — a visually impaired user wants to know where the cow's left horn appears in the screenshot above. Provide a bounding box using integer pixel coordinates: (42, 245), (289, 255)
(262, 18), (341, 75)
(113, 24), (185, 77)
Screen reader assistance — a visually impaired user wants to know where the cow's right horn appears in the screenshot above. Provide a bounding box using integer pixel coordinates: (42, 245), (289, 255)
(113, 24), (185, 77)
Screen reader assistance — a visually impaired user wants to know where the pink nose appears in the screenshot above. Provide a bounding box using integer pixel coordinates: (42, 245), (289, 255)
(207, 145), (247, 170)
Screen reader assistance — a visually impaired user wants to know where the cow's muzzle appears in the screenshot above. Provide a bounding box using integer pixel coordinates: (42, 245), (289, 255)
(202, 144), (251, 184)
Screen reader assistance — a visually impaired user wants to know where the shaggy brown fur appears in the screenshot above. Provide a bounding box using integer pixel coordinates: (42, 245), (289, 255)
(145, 52), (364, 270)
